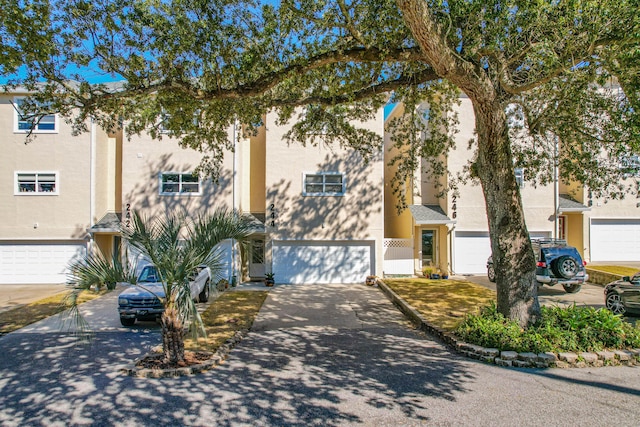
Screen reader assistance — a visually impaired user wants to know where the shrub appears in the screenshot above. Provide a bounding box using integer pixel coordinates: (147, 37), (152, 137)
(455, 302), (640, 354)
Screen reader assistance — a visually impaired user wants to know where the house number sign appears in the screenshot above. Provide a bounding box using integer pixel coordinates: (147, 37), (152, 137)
(269, 203), (276, 227)
(125, 203), (132, 228)
(451, 195), (457, 219)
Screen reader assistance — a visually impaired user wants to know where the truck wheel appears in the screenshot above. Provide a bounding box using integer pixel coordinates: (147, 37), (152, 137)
(562, 283), (582, 293)
(120, 317), (135, 327)
(553, 256), (578, 279)
(198, 280), (210, 303)
(487, 265), (496, 282)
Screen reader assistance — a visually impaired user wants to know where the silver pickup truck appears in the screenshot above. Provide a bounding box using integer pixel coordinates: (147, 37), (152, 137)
(117, 264), (211, 326)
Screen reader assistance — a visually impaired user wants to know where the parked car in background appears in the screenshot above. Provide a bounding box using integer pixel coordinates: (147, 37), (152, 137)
(117, 264), (211, 326)
(604, 273), (640, 316)
(487, 239), (588, 293)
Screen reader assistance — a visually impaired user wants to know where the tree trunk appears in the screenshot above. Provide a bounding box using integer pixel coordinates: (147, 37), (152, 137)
(161, 306), (186, 364)
(473, 102), (540, 326)
(395, 0), (541, 327)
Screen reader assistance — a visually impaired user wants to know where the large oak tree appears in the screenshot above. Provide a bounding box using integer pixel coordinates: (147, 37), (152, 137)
(3, 0), (638, 326)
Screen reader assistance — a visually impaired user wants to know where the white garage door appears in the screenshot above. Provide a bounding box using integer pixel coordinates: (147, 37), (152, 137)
(0, 243), (86, 284)
(454, 231), (491, 275)
(591, 219), (640, 261)
(272, 241), (373, 284)
(453, 231), (551, 274)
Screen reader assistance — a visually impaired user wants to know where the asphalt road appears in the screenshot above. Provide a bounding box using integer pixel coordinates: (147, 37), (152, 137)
(0, 283), (639, 426)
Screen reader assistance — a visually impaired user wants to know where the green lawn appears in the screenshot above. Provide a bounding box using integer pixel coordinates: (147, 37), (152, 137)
(587, 265), (638, 276)
(0, 289), (106, 336)
(383, 278), (495, 331)
(186, 290), (268, 351)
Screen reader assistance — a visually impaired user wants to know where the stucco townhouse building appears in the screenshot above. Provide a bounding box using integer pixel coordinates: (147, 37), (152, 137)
(382, 94), (640, 278)
(1, 87), (638, 285)
(0, 88), (385, 285)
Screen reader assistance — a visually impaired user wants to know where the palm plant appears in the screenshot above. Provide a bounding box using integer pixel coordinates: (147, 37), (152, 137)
(122, 208), (253, 364)
(69, 252), (137, 290)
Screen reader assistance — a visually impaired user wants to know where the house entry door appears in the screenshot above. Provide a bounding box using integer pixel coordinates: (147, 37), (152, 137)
(249, 238), (266, 278)
(421, 230), (436, 268)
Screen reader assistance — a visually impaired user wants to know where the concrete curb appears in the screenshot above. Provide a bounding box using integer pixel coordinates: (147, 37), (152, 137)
(120, 329), (249, 378)
(376, 279), (640, 369)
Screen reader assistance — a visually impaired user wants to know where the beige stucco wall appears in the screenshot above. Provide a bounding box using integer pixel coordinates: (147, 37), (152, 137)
(383, 103), (413, 239)
(263, 108), (385, 274)
(248, 123), (266, 214)
(121, 128), (236, 220)
(446, 96), (555, 235)
(0, 94), (101, 241)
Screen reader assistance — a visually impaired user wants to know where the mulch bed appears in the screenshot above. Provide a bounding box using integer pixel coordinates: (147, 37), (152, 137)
(135, 351), (214, 370)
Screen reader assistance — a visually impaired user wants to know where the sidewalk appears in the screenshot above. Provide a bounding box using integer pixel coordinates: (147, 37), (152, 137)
(0, 284), (69, 313)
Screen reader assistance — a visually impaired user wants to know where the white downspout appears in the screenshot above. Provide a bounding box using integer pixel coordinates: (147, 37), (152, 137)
(89, 118), (96, 255)
(231, 120), (239, 284)
(553, 135), (559, 239)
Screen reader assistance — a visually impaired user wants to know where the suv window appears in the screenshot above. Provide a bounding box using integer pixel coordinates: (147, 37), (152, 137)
(138, 266), (159, 283)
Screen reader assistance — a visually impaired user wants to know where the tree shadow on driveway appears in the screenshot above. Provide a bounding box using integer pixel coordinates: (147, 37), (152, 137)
(0, 285), (476, 426)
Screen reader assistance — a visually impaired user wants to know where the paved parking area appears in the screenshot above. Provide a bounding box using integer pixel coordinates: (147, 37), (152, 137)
(1, 283), (638, 426)
(458, 275), (607, 309)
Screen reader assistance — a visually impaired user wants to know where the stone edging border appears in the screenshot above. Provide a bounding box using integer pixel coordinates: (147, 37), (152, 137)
(120, 329), (249, 378)
(375, 279), (640, 368)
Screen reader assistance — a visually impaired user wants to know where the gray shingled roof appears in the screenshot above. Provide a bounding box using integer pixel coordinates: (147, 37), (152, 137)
(408, 205), (455, 224)
(88, 212), (122, 233)
(559, 194), (590, 212)
(244, 213), (266, 234)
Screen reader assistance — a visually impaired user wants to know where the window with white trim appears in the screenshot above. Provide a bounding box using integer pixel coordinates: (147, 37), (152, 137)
(15, 172), (59, 195)
(160, 172), (201, 195)
(303, 172), (345, 196)
(13, 97), (57, 133)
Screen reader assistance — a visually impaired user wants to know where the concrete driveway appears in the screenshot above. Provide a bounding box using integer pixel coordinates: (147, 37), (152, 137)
(459, 275), (607, 309)
(1, 283), (639, 426)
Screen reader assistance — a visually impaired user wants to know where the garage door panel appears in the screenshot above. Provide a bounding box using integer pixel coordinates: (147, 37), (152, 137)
(0, 244), (86, 284)
(591, 219), (640, 261)
(453, 231), (551, 275)
(273, 241), (372, 284)
(454, 232), (491, 275)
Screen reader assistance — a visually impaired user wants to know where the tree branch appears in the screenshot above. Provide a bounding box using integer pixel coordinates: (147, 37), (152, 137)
(270, 67), (439, 107)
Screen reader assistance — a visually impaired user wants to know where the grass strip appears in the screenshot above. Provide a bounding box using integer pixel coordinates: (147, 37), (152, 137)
(587, 265), (638, 276)
(186, 290), (268, 352)
(384, 278), (495, 331)
(0, 289), (106, 335)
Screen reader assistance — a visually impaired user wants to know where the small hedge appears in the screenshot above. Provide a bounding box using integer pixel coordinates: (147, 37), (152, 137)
(455, 303), (640, 354)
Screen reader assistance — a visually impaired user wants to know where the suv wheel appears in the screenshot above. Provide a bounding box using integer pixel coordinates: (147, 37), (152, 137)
(120, 317), (135, 327)
(562, 283), (582, 293)
(553, 255), (578, 279)
(606, 292), (626, 315)
(487, 265), (496, 282)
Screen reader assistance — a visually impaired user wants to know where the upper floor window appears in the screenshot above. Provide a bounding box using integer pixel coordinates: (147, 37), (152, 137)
(515, 168), (525, 189)
(303, 172), (345, 196)
(159, 172), (201, 195)
(14, 172), (59, 195)
(13, 97), (57, 133)
(620, 154), (640, 178)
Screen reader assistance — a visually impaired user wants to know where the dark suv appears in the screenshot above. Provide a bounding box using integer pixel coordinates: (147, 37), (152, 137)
(487, 239), (588, 293)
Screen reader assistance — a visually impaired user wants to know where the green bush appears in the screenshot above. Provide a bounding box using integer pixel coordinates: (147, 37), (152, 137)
(455, 302), (640, 353)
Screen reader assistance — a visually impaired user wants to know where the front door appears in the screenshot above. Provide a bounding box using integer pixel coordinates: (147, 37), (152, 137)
(249, 238), (266, 278)
(421, 230), (436, 267)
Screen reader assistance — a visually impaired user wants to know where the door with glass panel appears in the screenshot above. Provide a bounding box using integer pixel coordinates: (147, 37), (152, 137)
(421, 230), (436, 267)
(249, 238), (266, 278)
